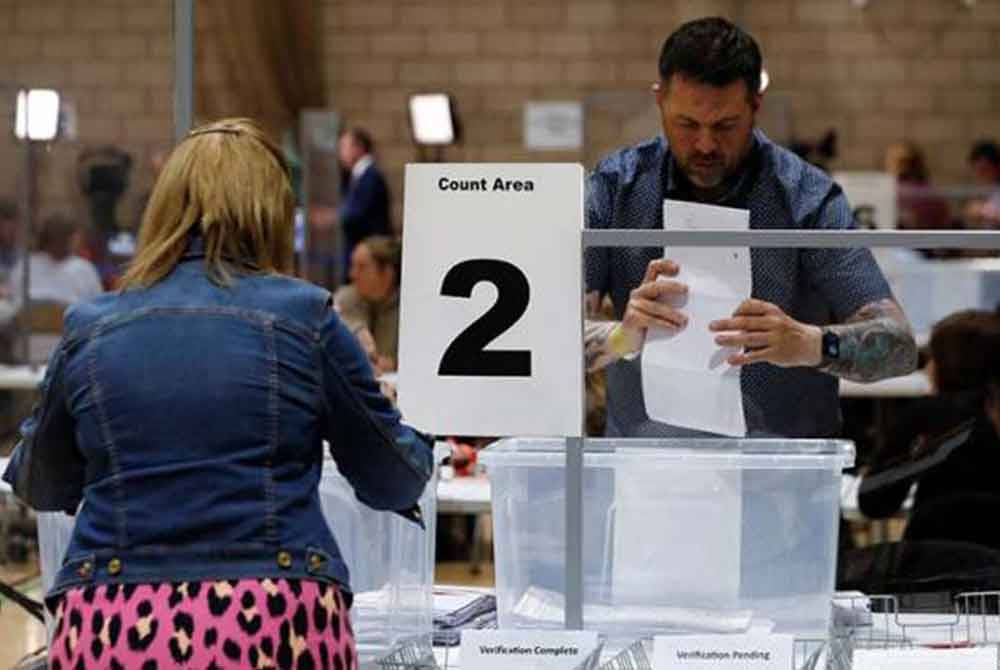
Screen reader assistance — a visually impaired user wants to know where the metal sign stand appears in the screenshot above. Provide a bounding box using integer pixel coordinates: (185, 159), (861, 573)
(18, 115), (33, 365)
(173, 0), (194, 143)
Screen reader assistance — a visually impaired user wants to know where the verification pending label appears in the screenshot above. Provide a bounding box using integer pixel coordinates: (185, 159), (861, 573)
(461, 630), (600, 670)
(654, 634), (794, 669)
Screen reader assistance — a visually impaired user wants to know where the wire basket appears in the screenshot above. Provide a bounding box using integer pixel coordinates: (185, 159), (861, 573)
(829, 592), (1000, 669)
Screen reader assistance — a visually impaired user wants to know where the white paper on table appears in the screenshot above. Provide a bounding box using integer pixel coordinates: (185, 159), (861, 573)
(612, 463), (742, 612)
(642, 199), (751, 436)
(853, 646), (998, 670)
(511, 586), (753, 633)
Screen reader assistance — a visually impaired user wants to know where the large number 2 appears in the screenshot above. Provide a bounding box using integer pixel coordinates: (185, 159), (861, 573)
(438, 259), (532, 377)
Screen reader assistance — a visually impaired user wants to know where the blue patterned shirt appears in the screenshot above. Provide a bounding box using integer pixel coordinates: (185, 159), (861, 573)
(586, 130), (893, 438)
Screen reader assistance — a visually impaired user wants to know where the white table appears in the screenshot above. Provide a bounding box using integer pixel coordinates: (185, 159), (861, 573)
(0, 365), (45, 391)
(437, 473), (492, 575)
(437, 475), (491, 515)
(429, 587), (1000, 669)
(0, 457), (887, 523)
(840, 372), (932, 399)
(0, 456), (495, 507)
(879, 253), (1000, 339)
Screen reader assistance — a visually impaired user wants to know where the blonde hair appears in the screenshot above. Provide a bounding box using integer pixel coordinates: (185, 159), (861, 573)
(120, 118), (295, 289)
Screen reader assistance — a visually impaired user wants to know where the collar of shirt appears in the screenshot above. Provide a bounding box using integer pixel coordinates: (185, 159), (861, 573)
(662, 131), (765, 208)
(351, 154), (374, 182)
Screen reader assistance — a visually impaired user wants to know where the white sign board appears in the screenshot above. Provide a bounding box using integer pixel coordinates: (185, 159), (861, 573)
(399, 164), (584, 437)
(833, 171), (897, 230)
(654, 635), (794, 669)
(524, 102), (584, 150)
(461, 630), (600, 670)
(853, 645), (998, 669)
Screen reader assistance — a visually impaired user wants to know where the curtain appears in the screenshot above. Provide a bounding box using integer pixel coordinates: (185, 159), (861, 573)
(197, 0), (326, 136)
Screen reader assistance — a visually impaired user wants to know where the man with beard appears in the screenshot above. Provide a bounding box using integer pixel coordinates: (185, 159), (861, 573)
(585, 17), (917, 438)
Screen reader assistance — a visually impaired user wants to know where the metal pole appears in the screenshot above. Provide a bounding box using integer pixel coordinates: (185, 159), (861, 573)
(565, 189), (588, 631)
(173, 0), (194, 142)
(565, 435), (584, 630)
(583, 228), (1000, 249)
(19, 106), (33, 365)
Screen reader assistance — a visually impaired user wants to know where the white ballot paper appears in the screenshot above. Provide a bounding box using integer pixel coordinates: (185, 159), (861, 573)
(642, 199), (751, 436)
(612, 462), (742, 613)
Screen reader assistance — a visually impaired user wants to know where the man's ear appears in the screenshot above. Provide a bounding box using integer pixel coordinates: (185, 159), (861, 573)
(652, 81), (666, 107)
(750, 93), (763, 113)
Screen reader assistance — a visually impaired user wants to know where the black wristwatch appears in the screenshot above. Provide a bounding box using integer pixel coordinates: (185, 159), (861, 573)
(820, 328), (840, 366)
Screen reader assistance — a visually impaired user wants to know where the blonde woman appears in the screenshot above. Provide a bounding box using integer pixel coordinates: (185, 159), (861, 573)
(4, 119), (432, 670)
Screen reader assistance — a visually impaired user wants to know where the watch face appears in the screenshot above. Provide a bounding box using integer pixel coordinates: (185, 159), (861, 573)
(824, 332), (839, 359)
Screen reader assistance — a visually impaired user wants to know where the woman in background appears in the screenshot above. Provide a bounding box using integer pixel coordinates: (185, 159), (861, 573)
(884, 141), (952, 232)
(859, 310), (1000, 537)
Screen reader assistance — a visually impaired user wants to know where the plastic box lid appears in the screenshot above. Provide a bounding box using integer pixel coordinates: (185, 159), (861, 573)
(479, 438), (855, 470)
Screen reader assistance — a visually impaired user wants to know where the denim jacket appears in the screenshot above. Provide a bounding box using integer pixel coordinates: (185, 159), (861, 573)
(2, 244), (433, 605)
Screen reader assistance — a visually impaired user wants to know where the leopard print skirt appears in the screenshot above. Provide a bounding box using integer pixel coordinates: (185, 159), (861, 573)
(48, 578), (356, 670)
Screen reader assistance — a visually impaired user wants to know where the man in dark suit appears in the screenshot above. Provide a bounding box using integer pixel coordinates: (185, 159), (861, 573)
(337, 128), (391, 283)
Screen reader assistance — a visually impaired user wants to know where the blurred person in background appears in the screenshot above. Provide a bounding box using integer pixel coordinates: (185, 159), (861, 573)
(15, 213), (102, 305)
(884, 141), (952, 231)
(308, 128), (392, 286)
(964, 140), (1000, 229)
(4, 118), (432, 670)
(336, 128), (391, 282)
(77, 145), (134, 288)
(6, 213), (104, 364)
(859, 310), (1000, 538)
(334, 235), (400, 373)
(0, 199), (21, 281)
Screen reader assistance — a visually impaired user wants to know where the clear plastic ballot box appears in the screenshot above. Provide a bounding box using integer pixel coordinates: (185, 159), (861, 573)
(480, 438), (854, 642)
(38, 454), (437, 664)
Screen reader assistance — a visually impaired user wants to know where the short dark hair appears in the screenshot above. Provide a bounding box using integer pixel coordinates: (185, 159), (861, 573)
(929, 309), (1000, 393)
(969, 140), (1000, 166)
(38, 213), (79, 253)
(0, 198), (18, 222)
(345, 127), (374, 154)
(658, 17), (762, 98)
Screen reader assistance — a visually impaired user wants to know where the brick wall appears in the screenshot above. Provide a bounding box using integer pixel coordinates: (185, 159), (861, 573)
(1, 0), (999, 230)
(749, 0), (1000, 184)
(323, 0), (1000, 213)
(0, 0), (173, 227)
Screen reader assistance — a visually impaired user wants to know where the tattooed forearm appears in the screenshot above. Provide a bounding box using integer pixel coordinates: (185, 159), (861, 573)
(584, 291), (631, 372)
(585, 320), (619, 372)
(820, 299), (918, 383)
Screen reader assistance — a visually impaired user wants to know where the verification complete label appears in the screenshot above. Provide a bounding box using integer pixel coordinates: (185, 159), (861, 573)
(654, 634), (794, 669)
(461, 630), (600, 670)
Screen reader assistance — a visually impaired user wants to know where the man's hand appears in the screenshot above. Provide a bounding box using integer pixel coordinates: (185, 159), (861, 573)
(710, 298), (822, 368)
(619, 259), (689, 353)
(375, 355), (397, 374)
